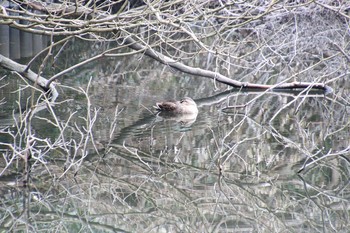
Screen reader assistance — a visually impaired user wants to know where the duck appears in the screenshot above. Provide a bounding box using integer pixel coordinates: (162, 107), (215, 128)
(154, 97), (198, 114)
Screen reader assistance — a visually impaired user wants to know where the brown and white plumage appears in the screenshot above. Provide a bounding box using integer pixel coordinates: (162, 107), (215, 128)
(154, 97), (198, 114)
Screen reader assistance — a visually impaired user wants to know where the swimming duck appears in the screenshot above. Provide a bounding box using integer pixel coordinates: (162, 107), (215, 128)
(154, 97), (198, 114)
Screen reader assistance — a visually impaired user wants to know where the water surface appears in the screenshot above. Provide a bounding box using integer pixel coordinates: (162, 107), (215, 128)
(0, 36), (349, 233)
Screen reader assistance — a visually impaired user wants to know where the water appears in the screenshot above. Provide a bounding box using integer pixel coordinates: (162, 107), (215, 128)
(0, 42), (349, 232)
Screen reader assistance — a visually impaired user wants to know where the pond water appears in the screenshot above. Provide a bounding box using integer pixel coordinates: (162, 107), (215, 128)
(0, 39), (350, 232)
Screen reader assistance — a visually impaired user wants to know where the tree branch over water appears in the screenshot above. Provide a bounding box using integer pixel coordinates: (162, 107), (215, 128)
(0, 0), (346, 95)
(0, 54), (58, 101)
(122, 36), (332, 93)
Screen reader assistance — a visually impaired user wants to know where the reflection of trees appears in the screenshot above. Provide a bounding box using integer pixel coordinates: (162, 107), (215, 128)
(1, 67), (350, 231)
(1, 62), (350, 232)
(3, 142), (347, 232)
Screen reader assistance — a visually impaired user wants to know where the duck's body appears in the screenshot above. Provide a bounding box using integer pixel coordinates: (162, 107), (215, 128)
(154, 97), (198, 114)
